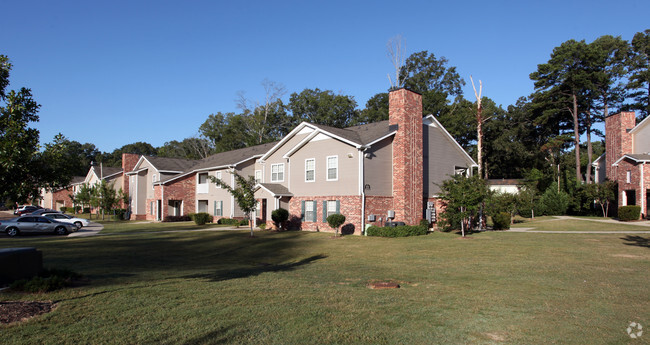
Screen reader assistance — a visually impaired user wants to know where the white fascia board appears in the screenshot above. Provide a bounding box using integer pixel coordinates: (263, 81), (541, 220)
(423, 114), (478, 167)
(364, 131), (397, 147)
(253, 183), (292, 197)
(259, 122), (315, 162)
(101, 171), (123, 180)
(612, 154), (650, 166)
(283, 130), (321, 159)
(591, 153), (605, 167)
(629, 115), (650, 134)
(131, 156), (148, 171)
(126, 168), (147, 176)
(158, 170), (183, 174)
(232, 155), (261, 168)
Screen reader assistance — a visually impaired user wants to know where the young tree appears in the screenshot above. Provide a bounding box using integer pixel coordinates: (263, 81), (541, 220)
(210, 172), (257, 237)
(438, 175), (489, 237)
(585, 180), (616, 217)
(75, 183), (93, 213)
(326, 213), (346, 237)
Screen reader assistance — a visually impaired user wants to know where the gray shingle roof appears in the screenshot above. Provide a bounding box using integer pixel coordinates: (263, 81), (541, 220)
(100, 166), (123, 178)
(258, 183), (293, 196)
(70, 176), (86, 184)
(189, 142), (278, 171)
(144, 156), (197, 172)
(626, 153), (650, 161)
(311, 120), (396, 146)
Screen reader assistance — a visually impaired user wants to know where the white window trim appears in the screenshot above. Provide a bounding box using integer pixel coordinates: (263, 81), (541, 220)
(327, 200), (337, 218)
(326, 155), (338, 181)
(216, 171), (222, 188)
(255, 170), (262, 184)
(271, 163), (284, 182)
(626, 170), (631, 184)
(305, 200), (315, 222)
(305, 158), (315, 182)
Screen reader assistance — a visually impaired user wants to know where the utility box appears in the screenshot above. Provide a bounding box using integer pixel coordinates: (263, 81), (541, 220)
(0, 247), (43, 285)
(385, 221), (406, 227)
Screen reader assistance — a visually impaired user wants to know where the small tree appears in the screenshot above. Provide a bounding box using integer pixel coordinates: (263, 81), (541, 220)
(586, 180), (616, 218)
(326, 213), (346, 237)
(75, 183), (92, 214)
(271, 208), (289, 231)
(438, 175), (489, 237)
(539, 182), (569, 216)
(210, 172), (257, 237)
(90, 181), (125, 220)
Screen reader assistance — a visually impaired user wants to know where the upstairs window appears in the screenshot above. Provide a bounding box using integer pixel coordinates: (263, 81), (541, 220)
(198, 173), (208, 184)
(271, 163), (284, 182)
(216, 171), (222, 188)
(305, 158), (315, 182)
(255, 170), (262, 184)
(326, 156), (338, 181)
(626, 170), (631, 184)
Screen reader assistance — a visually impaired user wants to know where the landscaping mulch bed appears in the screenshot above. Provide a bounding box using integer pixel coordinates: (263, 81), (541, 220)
(0, 301), (56, 324)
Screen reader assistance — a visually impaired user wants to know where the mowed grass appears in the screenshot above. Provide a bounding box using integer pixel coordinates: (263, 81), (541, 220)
(96, 220), (234, 234)
(1, 228), (649, 344)
(511, 216), (650, 231)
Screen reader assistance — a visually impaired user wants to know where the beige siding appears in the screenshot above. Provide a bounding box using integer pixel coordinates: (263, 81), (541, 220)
(364, 136), (393, 196)
(423, 124), (475, 196)
(634, 124), (650, 153)
(261, 133), (310, 187)
(289, 136), (359, 197)
(197, 169), (235, 217)
(136, 172), (147, 214)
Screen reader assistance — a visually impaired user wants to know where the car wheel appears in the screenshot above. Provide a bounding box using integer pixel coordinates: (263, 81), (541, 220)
(6, 227), (19, 237)
(55, 226), (68, 235)
(74, 221), (82, 229)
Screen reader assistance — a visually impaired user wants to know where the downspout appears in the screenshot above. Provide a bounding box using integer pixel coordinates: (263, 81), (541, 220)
(641, 162), (645, 218)
(230, 168), (235, 218)
(360, 147), (367, 235)
(161, 184), (165, 222)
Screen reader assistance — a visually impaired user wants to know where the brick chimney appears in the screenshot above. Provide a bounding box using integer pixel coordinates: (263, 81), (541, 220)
(605, 111), (635, 179)
(389, 88), (423, 224)
(121, 153), (140, 204)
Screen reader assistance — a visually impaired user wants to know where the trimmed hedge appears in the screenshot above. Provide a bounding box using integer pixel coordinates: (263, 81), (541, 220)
(618, 206), (641, 221)
(492, 212), (511, 230)
(60, 206), (68, 213)
(163, 215), (192, 222)
(366, 224), (428, 237)
(189, 212), (213, 225)
(217, 218), (247, 226)
(113, 208), (128, 220)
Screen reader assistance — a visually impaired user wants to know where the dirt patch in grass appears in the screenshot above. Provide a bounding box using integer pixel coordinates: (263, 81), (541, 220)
(482, 332), (507, 342)
(0, 301), (56, 324)
(610, 254), (645, 259)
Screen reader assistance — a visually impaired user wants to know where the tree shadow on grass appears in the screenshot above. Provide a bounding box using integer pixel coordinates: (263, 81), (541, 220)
(183, 254), (327, 282)
(181, 326), (238, 345)
(621, 235), (650, 249)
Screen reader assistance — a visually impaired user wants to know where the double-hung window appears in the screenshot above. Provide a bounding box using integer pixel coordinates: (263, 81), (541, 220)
(327, 200), (337, 218)
(216, 171), (222, 188)
(326, 156), (338, 181)
(305, 159), (315, 182)
(255, 170), (262, 184)
(304, 201), (315, 222)
(214, 201), (223, 216)
(271, 163), (284, 182)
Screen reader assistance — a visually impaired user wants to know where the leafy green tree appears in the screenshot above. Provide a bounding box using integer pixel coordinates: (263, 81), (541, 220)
(626, 29), (650, 120)
(200, 112), (253, 153)
(287, 88), (359, 128)
(75, 183), (93, 212)
(90, 181), (127, 220)
(438, 175), (489, 237)
(584, 180), (616, 217)
(0, 55), (42, 204)
(103, 142), (157, 167)
(354, 92), (389, 125)
(539, 182), (569, 216)
(39, 133), (80, 190)
(210, 172), (257, 237)
(237, 79), (291, 144)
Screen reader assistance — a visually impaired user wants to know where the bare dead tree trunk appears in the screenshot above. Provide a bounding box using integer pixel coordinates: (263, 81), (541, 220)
(471, 76), (484, 179)
(585, 110), (593, 184)
(571, 93), (582, 183)
(386, 35), (406, 89)
(237, 79), (286, 145)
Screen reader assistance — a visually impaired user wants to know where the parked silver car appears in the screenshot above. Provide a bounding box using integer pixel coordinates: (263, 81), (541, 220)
(0, 216), (77, 237)
(42, 212), (90, 229)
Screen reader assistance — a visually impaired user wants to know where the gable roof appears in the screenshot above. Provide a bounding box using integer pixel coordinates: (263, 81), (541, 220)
(591, 153), (605, 167)
(612, 153), (650, 166)
(423, 115), (478, 167)
(158, 142), (277, 184)
(141, 156), (196, 173)
(255, 183), (293, 197)
(629, 114), (650, 134)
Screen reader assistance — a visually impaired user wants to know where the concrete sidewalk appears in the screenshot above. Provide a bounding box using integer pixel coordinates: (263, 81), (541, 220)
(509, 215), (650, 234)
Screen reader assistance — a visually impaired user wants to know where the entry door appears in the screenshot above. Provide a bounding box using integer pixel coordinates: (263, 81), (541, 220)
(156, 200), (162, 221)
(262, 199), (267, 221)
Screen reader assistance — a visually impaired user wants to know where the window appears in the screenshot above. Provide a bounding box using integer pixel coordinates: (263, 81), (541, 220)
(214, 201), (222, 216)
(454, 167), (468, 176)
(255, 201), (261, 218)
(198, 173), (208, 184)
(626, 170), (632, 184)
(304, 201), (315, 222)
(271, 163), (284, 182)
(216, 171), (222, 188)
(198, 200), (208, 213)
(197, 173), (209, 194)
(152, 174), (157, 190)
(305, 159), (315, 182)
(150, 201), (154, 215)
(326, 200), (338, 218)
(326, 156), (338, 181)
(255, 170), (262, 184)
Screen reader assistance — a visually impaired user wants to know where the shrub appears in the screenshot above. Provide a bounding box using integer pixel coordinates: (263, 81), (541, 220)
(83, 207), (91, 214)
(10, 268), (81, 293)
(492, 212), (511, 230)
(113, 208), (127, 220)
(60, 206), (68, 213)
(618, 205), (641, 221)
(326, 213), (346, 236)
(419, 219), (430, 229)
(240, 219), (249, 226)
(539, 182), (569, 216)
(74, 206), (81, 213)
(258, 223), (266, 230)
(217, 218), (240, 225)
(271, 208), (289, 230)
(191, 212), (212, 225)
(163, 215), (192, 222)
(366, 224), (428, 237)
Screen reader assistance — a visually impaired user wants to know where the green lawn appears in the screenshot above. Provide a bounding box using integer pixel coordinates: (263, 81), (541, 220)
(511, 216), (650, 231)
(1, 227), (649, 344)
(96, 220), (234, 234)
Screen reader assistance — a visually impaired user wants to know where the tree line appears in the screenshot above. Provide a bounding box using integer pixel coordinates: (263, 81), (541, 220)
(1, 29), (648, 205)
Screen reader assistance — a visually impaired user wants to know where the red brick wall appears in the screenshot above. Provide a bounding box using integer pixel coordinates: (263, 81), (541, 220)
(615, 159), (649, 219)
(162, 174), (196, 218)
(122, 153), (140, 208)
(51, 188), (74, 210)
(365, 196), (393, 226)
(289, 196), (362, 235)
(605, 112), (635, 179)
(389, 88), (423, 225)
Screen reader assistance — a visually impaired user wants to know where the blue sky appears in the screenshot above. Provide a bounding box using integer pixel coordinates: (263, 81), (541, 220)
(2, 0), (649, 153)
